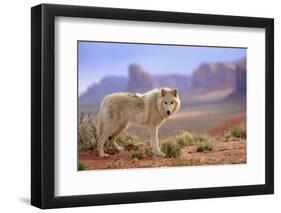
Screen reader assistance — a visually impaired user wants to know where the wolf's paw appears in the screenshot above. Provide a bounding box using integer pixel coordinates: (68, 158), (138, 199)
(153, 150), (166, 157)
(99, 153), (109, 157)
(116, 146), (125, 151)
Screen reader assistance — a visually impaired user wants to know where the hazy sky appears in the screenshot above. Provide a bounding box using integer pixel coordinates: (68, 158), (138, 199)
(78, 41), (246, 95)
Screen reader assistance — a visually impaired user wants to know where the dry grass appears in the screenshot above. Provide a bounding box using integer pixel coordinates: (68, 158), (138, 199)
(175, 131), (194, 147)
(223, 126), (246, 142)
(161, 139), (182, 158)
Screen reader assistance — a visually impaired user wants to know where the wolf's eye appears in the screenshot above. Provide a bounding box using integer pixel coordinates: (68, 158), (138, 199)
(164, 101), (168, 104)
(170, 101), (174, 104)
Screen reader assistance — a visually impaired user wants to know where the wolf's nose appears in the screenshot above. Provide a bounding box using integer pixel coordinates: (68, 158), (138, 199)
(167, 110), (171, 115)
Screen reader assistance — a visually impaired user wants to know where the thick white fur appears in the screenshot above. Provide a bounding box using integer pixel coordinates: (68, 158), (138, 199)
(96, 88), (181, 157)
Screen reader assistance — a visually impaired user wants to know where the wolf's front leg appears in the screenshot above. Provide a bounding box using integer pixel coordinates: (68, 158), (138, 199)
(97, 137), (109, 157)
(150, 127), (166, 157)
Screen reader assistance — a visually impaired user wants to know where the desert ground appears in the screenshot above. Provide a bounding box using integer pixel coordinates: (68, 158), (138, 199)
(79, 140), (246, 170)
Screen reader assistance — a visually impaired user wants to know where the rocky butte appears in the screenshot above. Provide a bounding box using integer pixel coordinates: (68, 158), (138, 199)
(79, 57), (246, 106)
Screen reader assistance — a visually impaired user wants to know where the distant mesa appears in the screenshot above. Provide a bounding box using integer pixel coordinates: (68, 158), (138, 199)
(79, 57), (246, 106)
(127, 64), (191, 93)
(127, 64), (153, 92)
(79, 76), (127, 105)
(192, 57), (246, 93)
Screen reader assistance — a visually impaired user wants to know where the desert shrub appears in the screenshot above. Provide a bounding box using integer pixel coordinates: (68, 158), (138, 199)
(223, 126), (246, 142)
(145, 147), (154, 157)
(161, 139), (181, 158)
(175, 131), (194, 147)
(131, 150), (144, 159)
(78, 160), (87, 170)
(79, 113), (98, 150)
(131, 144), (153, 159)
(116, 134), (142, 147)
(131, 146), (146, 159)
(190, 134), (213, 152)
(192, 134), (209, 144)
(229, 126), (246, 139)
(196, 142), (213, 152)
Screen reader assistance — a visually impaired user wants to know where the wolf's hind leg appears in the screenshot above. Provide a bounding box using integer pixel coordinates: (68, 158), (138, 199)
(109, 123), (127, 151)
(97, 135), (108, 157)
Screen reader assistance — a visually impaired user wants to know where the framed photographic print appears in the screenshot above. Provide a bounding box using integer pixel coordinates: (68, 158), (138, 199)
(31, 3), (274, 209)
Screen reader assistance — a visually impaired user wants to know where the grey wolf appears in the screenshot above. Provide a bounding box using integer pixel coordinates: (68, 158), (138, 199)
(96, 88), (181, 157)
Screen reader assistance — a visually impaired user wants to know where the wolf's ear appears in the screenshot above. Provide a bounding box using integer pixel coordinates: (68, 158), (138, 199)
(161, 88), (167, 97)
(172, 88), (178, 97)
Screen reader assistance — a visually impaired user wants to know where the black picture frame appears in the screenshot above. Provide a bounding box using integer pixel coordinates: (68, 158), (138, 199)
(31, 3), (274, 209)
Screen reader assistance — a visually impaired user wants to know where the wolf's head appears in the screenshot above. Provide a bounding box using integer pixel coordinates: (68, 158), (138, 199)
(157, 88), (181, 118)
